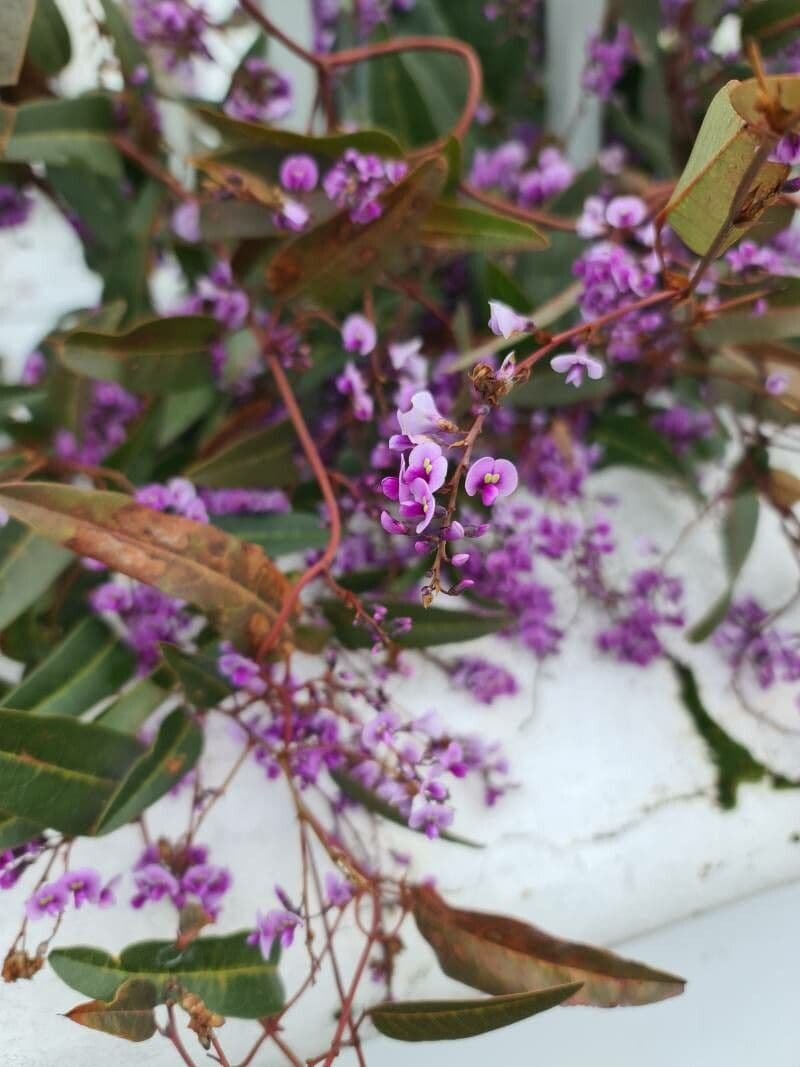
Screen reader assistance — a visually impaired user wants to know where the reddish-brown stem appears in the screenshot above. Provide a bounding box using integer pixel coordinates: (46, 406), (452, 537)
(460, 179), (578, 233)
(236, 0), (324, 70)
(111, 134), (192, 201)
(321, 893), (381, 1067)
(255, 343), (342, 661)
(209, 1033), (231, 1067)
(164, 1004), (197, 1067)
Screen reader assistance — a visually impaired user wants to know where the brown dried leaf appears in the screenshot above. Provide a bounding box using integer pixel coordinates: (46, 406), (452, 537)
(0, 482), (292, 653)
(411, 885), (685, 1008)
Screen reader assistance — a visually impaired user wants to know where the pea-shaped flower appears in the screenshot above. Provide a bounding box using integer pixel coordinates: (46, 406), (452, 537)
(465, 457), (518, 506)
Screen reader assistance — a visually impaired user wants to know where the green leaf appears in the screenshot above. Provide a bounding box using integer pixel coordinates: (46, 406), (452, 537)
(186, 422), (297, 488)
(0, 709), (142, 835)
(0, 482), (292, 654)
(664, 77), (800, 256)
(0, 811), (42, 848)
(741, 0), (800, 52)
(0, 0), (36, 86)
(65, 979), (158, 1043)
(60, 316), (217, 394)
(199, 200), (283, 242)
(593, 414), (693, 484)
(191, 104), (404, 157)
(157, 386), (216, 448)
(689, 493), (759, 642)
(96, 677), (166, 734)
(212, 512), (328, 556)
(97, 0), (149, 79)
(4, 616), (136, 718)
(419, 201), (548, 252)
(484, 262), (531, 311)
(368, 41), (438, 148)
(161, 645), (232, 708)
(331, 769), (481, 848)
(671, 660), (799, 808)
(267, 156), (447, 307)
(50, 932), (284, 1019)
(0, 519), (72, 631)
(27, 0), (71, 75)
(6, 94), (122, 178)
(412, 884), (685, 1008)
(322, 600), (511, 650)
(94, 709), (202, 834)
(368, 984), (582, 1042)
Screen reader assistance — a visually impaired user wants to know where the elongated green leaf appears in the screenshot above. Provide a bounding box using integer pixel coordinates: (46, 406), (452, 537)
(665, 77), (799, 256)
(96, 677), (166, 734)
(0, 0), (36, 86)
(331, 769), (480, 848)
(157, 386), (216, 447)
(420, 202), (548, 252)
(212, 512), (328, 556)
(412, 885), (685, 1008)
(689, 493), (759, 642)
(95, 709), (202, 834)
(369, 983), (582, 1042)
(0, 811), (42, 848)
(186, 422), (297, 488)
(66, 979), (158, 1043)
(0, 519), (72, 631)
(4, 617), (136, 718)
(60, 316), (217, 394)
(6, 94), (122, 178)
(741, 0), (800, 52)
(161, 645), (232, 708)
(322, 600), (511, 650)
(192, 104), (403, 157)
(50, 932), (284, 1019)
(27, 0), (71, 75)
(0, 710), (142, 835)
(0, 482), (292, 653)
(268, 156), (447, 306)
(368, 44), (438, 149)
(97, 0), (149, 78)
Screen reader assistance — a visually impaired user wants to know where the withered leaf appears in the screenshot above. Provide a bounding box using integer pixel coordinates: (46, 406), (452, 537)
(65, 978), (158, 1042)
(411, 885), (685, 1008)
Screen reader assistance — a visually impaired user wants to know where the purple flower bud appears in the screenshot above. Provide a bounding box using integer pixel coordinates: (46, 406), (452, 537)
(279, 153), (319, 192)
(605, 195), (647, 229)
(341, 313), (377, 356)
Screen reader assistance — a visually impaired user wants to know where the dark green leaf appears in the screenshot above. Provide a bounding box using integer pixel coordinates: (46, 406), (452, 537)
(96, 677), (166, 734)
(419, 201), (548, 252)
(484, 262), (531, 311)
(50, 932), (284, 1019)
(6, 94), (122, 178)
(368, 984), (582, 1042)
(0, 710), (142, 835)
(322, 600), (511, 650)
(0, 0), (36, 86)
(212, 512), (328, 556)
(186, 422), (297, 488)
(412, 884), (685, 1008)
(94, 709), (202, 834)
(0, 519), (71, 631)
(157, 386), (216, 447)
(161, 645), (232, 707)
(368, 41), (438, 148)
(741, 0), (800, 52)
(65, 979), (158, 1043)
(331, 769), (481, 848)
(97, 0), (149, 79)
(27, 0), (71, 75)
(594, 414), (693, 484)
(4, 616), (136, 718)
(689, 493), (759, 642)
(0, 811), (42, 848)
(60, 316), (217, 394)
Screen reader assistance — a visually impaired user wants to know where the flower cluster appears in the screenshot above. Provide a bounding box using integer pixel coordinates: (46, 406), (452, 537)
(714, 599), (800, 691)
(26, 868), (116, 921)
(1, 838), (46, 892)
(470, 142), (575, 207)
(54, 382), (141, 467)
(596, 568), (685, 666)
(128, 0), (210, 68)
(182, 261), (249, 331)
(322, 150), (408, 224)
(582, 22), (636, 100)
(132, 844), (231, 917)
(224, 58), (292, 123)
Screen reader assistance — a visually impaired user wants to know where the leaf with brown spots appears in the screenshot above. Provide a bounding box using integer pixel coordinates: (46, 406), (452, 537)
(65, 979), (158, 1042)
(267, 156), (447, 307)
(411, 885), (686, 1008)
(0, 482), (292, 653)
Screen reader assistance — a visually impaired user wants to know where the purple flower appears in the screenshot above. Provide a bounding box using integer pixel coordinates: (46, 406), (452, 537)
(248, 908), (303, 957)
(396, 390), (451, 444)
(650, 405), (714, 453)
(336, 361), (374, 421)
(274, 198), (309, 232)
(765, 371), (789, 396)
(404, 442), (447, 492)
(714, 598), (800, 690)
(129, 0), (210, 68)
(465, 457), (518, 506)
(771, 132), (800, 165)
(341, 313), (377, 356)
(582, 22), (635, 100)
(361, 709), (401, 750)
(184, 261), (249, 331)
(225, 58), (292, 123)
(57, 868), (102, 909)
(323, 150), (407, 224)
(20, 349), (46, 386)
(171, 201), (200, 242)
(388, 337), (426, 382)
(452, 656), (518, 704)
(488, 300), (529, 339)
(201, 488), (289, 515)
(218, 643), (266, 696)
(399, 476), (436, 533)
(131, 863), (181, 909)
(605, 195), (647, 229)
(550, 348), (605, 388)
(25, 880), (68, 920)
(408, 797), (454, 839)
(0, 184), (33, 229)
(324, 872), (354, 907)
(280, 154), (318, 192)
(180, 864), (232, 915)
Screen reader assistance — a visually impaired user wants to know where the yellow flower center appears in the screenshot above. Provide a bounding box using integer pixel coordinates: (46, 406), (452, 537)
(483, 472), (500, 485)
(423, 457), (432, 474)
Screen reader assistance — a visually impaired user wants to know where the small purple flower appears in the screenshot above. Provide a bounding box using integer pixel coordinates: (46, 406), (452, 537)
(225, 58), (292, 123)
(396, 390), (451, 444)
(131, 863), (181, 909)
(465, 457), (518, 507)
(25, 880), (68, 920)
(341, 313), (377, 356)
(0, 184), (33, 229)
(57, 868), (102, 909)
(605, 195), (647, 229)
(274, 198), (309, 232)
(488, 300), (530, 339)
(336, 361), (374, 421)
(279, 154), (319, 192)
(408, 797), (454, 839)
(324, 872), (354, 907)
(765, 371), (789, 396)
(399, 476), (436, 533)
(248, 908), (303, 957)
(171, 201), (200, 242)
(362, 709), (401, 750)
(550, 348), (605, 388)
(181, 864), (232, 915)
(452, 656), (518, 704)
(404, 442), (447, 492)
(218, 644), (266, 696)
(20, 350), (46, 385)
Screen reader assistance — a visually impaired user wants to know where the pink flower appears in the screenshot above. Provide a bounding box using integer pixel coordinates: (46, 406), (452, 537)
(465, 457), (518, 507)
(488, 300), (529, 339)
(404, 442), (447, 493)
(550, 348), (605, 388)
(25, 880), (68, 920)
(57, 868), (102, 909)
(605, 195), (647, 229)
(341, 313), (377, 356)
